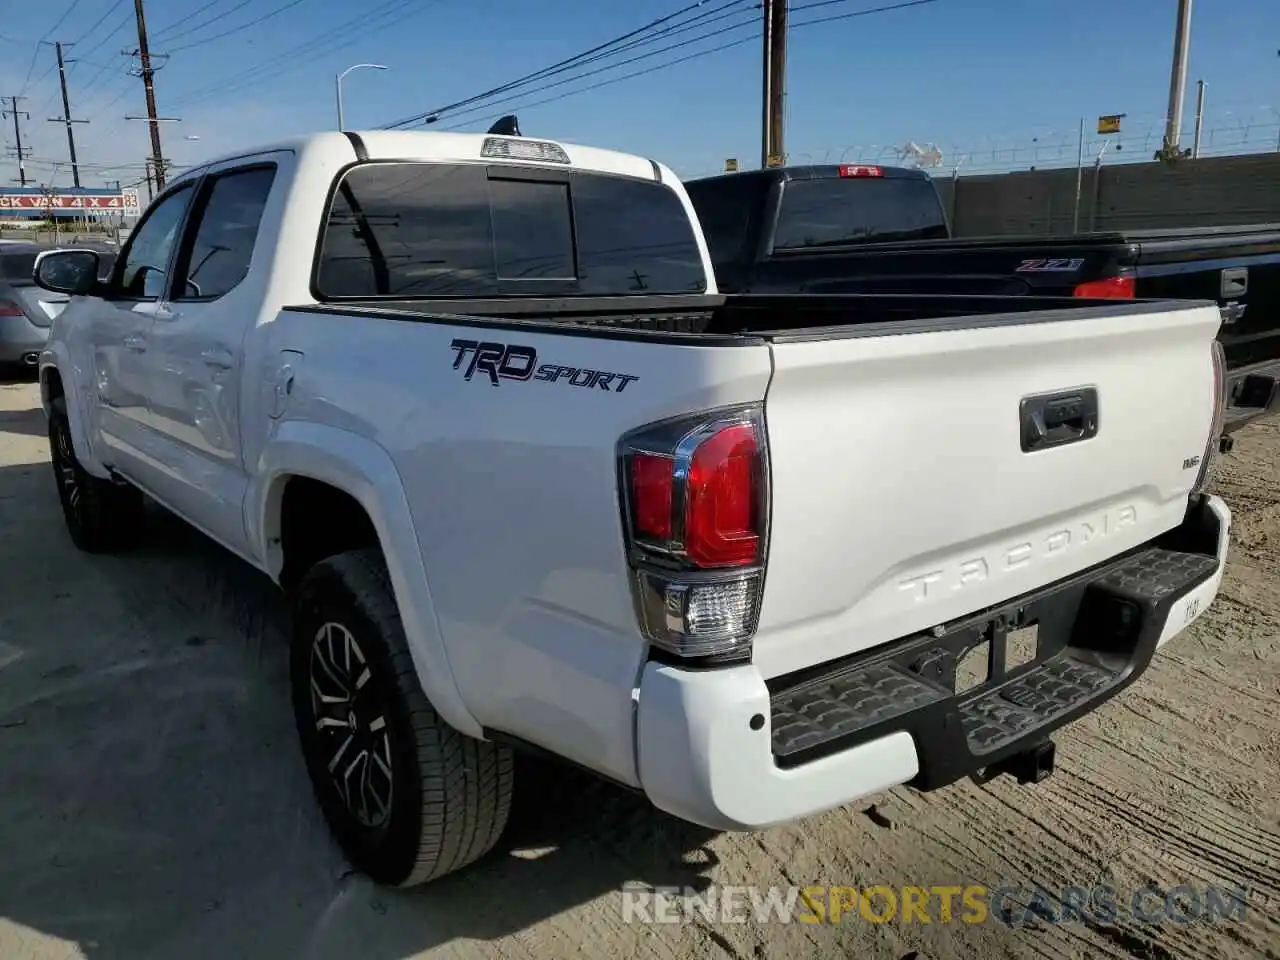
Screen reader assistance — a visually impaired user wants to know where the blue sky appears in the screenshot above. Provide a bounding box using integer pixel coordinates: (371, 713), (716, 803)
(1, 0), (1278, 188)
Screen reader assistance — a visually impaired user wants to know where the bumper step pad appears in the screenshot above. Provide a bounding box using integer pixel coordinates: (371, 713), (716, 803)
(768, 543), (1219, 785)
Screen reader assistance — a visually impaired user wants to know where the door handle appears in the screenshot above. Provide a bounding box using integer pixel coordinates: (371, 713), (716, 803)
(123, 335), (146, 353)
(201, 348), (234, 370)
(1020, 388), (1100, 452)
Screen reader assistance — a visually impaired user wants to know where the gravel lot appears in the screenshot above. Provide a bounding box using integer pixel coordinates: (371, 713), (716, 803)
(1, 376), (1277, 960)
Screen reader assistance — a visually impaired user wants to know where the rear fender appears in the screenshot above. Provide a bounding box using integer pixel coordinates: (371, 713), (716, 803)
(253, 420), (482, 738)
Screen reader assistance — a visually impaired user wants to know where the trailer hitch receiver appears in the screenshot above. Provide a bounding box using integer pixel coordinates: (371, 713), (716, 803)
(989, 739), (1056, 785)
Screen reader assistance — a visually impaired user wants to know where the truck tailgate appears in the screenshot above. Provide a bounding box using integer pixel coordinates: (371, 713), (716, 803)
(755, 301), (1221, 679)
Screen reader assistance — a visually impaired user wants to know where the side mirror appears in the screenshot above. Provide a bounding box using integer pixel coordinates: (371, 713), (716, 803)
(34, 249), (102, 297)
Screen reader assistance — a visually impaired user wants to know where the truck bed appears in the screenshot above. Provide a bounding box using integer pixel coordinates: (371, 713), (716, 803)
(293, 292), (1167, 341)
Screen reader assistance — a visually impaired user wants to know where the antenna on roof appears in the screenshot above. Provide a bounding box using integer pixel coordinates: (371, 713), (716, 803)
(486, 115), (521, 137)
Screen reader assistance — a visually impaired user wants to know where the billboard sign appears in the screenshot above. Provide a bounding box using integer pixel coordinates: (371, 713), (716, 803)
(0, 189), (138, 218)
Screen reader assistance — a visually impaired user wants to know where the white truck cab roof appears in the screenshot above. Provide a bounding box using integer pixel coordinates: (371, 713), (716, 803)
(175, 130), (671, 188)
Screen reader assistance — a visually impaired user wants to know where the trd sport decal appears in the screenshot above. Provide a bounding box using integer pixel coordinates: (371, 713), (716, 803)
(450, 339), (640, 393)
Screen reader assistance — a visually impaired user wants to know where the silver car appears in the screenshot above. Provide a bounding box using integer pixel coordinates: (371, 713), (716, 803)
(0, 242), (114, 373)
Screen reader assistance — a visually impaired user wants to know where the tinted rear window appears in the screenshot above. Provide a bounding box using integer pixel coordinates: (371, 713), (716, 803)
(0, 252), (37, 283)
(686, 176), (761, 264)
(773, 177), (948, 250)
(315, 162), (707, 298)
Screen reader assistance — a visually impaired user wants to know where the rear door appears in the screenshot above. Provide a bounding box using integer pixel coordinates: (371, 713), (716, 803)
(753, 301), (1221, 678)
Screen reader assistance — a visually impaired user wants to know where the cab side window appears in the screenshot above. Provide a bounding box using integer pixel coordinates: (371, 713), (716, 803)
(117, 183), (194, 299)
(175, 166), (276, 301)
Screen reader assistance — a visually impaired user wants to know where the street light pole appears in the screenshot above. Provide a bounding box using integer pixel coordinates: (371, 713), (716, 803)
(336, 64), (388, 131)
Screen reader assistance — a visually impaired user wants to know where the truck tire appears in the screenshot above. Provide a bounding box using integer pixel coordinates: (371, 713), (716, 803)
(47, 398), (144, 553)
(290, 548), (514, 887)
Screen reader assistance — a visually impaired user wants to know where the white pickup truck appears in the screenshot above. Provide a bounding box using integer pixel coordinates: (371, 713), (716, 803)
(34, 129), (1231, 889)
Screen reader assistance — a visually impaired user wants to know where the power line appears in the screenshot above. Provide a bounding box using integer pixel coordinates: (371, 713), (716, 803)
(438, 0), (761, 121)
(69, 4), (160, 158)
(164, 0), (433, 110)
(415, 0), (757, 121)
(414, 8), (761, 128)
(71, 0), (128, 46)
(16, 0), (86, 95)
(440, 34), (758, 131)
(151, 0), (231, 39)
(572, 1), (758, 68)
(44, 1), (87, 43)
(156, 0), (255, 44)
(37, 54), (122, 117)
(790, 0), (938, 27)
(167, 0), (312, 53)
(382, 0), (755, 129)
(14, 155), (150, 170)
(65, 8), (138, 93)
(26, 62), (60, 97)
(384, 0), (931, 130)
(438, 0), (941, 131)
(17, 48), (45, 98)
(173, 0), (446, 109)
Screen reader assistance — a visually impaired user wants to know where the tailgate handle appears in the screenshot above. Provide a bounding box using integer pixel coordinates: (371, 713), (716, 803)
(1020, 388), (1099, 453)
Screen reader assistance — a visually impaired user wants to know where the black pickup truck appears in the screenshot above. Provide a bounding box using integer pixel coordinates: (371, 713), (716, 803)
(686, 164), (1280, 432)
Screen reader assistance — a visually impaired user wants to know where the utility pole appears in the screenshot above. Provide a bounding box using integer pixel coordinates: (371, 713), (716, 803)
(1159, 0), (1193, 162)
(49, 42), (89, 188)
(130, 0), (167, 190)
(2, 95), (31, 186)
(760, 0), (788, 168)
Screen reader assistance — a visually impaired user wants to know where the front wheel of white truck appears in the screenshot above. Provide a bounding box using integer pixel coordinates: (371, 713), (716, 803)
(290, 548), (514, 887)
(47, 397), (144, 553)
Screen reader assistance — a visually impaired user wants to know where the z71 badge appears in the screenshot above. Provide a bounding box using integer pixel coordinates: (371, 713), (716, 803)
(450, 338), (639, 393)
(1015, 258), (1085, 273)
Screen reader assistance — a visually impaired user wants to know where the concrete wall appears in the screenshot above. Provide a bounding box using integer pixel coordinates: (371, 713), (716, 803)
(935, 152), (1280, 237)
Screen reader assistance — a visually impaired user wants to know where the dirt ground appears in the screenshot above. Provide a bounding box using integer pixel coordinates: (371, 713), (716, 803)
(1, 375), (1277, 960)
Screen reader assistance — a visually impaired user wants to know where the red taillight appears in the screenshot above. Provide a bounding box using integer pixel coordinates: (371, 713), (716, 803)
(631, 452), (674, 540)
(620, 408), (768, 660)
(1072, 275), (1135, 299)
(685, 423), (759, 567)
(0, 299), (25, 317)
(839, 164), (883, 178)
(626, 420), (762, 569)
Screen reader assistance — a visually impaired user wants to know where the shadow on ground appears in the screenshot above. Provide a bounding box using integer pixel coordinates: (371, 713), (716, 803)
(0, 406), (47, 439)
(0, 366), (39, 386)
(0, 462), (718, 960)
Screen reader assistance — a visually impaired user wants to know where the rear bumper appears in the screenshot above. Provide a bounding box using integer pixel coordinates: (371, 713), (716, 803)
(0, 315), (50, 364)
(1223, 357), (1280, 433)
(635, 494), (1230, 831)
